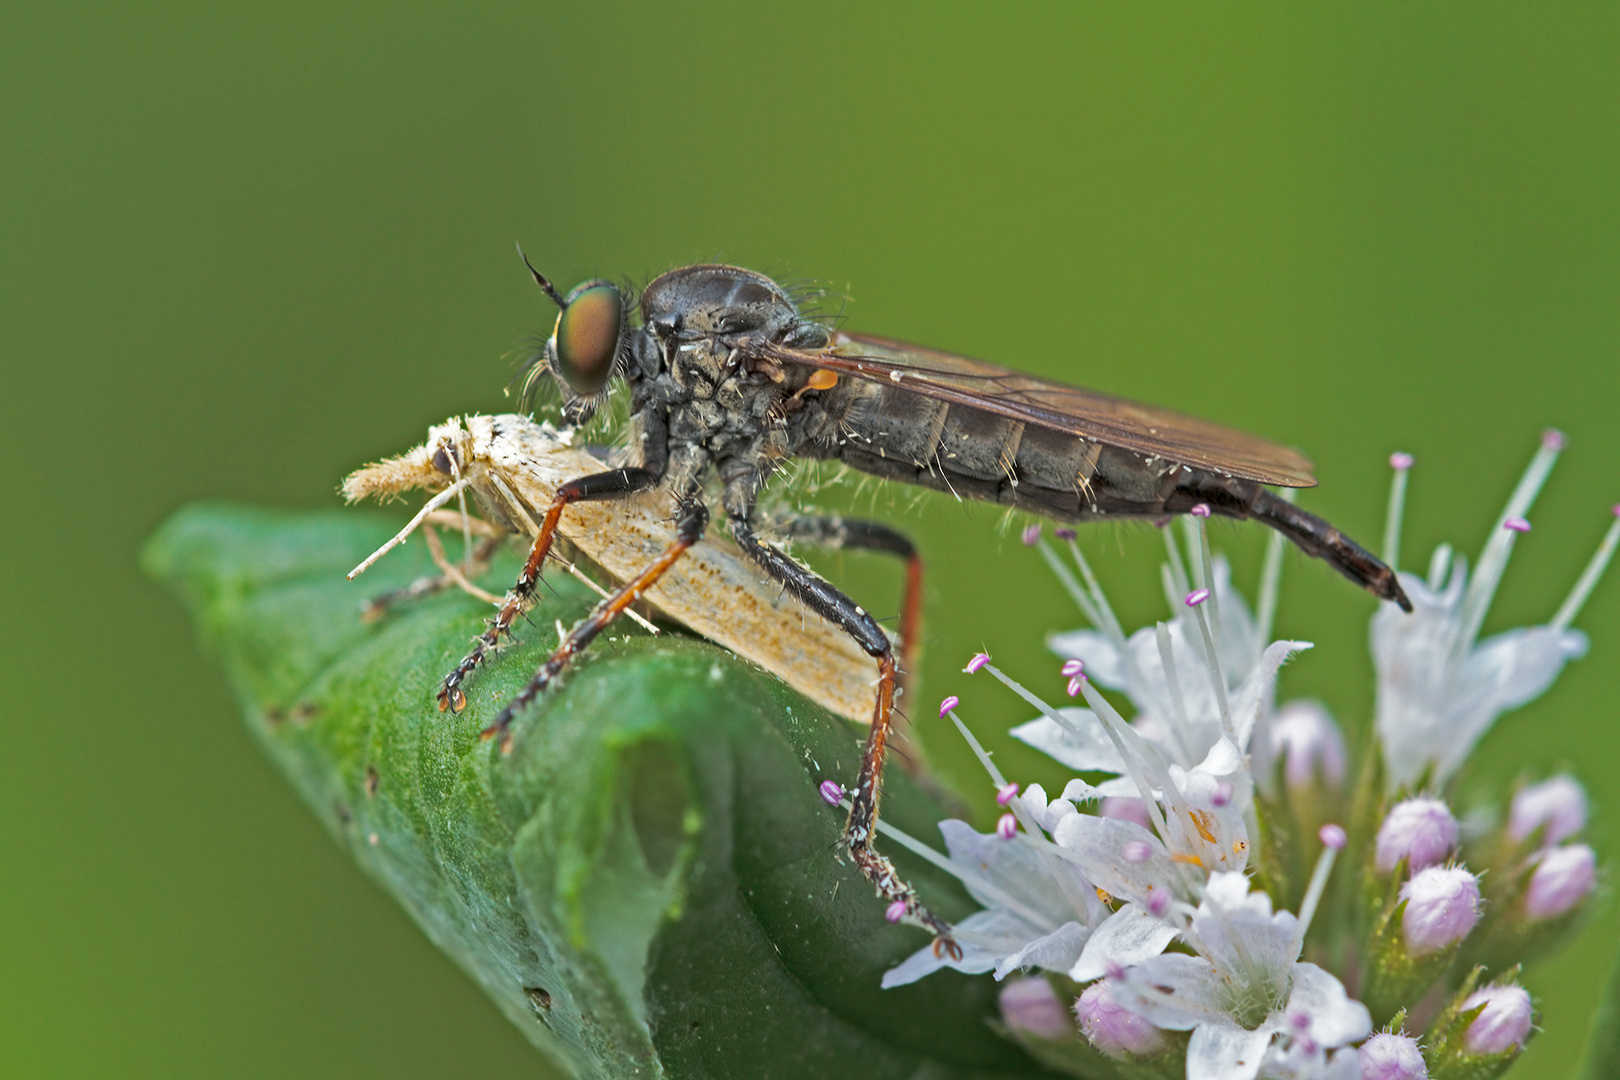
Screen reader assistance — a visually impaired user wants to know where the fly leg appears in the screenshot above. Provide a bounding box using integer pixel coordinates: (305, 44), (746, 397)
(731, 516), (959, 958)
(437, 465), (664, 712)
(480, 495), (708, 753)
(766, 516), (924, 682)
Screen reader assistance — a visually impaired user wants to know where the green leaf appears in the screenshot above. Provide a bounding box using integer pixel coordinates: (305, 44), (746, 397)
(143, 504), (1066, 1080)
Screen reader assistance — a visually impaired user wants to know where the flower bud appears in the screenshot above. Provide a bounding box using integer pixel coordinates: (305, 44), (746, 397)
(1400, 866), (1480, 955)
(1460, 984), (1533, 1055)
(1376, 798), (1459, 874)
(1357, 1032), (1429, 1080)
(1508, 775), (1587, 847)
(1269, 701), (1347, 790)
(1100, 797), (1151, 831)
(997, 977), (1072, 1041)
(1524, 843), (1596, 921)
(1075, 980), (1167, 1059)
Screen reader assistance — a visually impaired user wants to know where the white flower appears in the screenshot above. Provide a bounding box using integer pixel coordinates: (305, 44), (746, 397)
(1108, 873), (1371, 1080)
(1373, 433), (1597, 790)
(1035, 556), (1308, 775)
(880, 815), (1105, 988)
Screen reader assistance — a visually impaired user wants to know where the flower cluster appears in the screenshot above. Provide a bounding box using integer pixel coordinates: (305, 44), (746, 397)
(863, 432), (1617, 1080)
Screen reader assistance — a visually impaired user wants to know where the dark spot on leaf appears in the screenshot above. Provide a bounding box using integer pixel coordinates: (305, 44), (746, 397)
(291, 702), (321, 725)
(365, 766), (379, 797)
(334, 800), (352, 826)
(264, 707), (286, 727)
(627, 745), (690, 877)
(688, 1020), (700, 1034)
(523, 986), (552, 1012)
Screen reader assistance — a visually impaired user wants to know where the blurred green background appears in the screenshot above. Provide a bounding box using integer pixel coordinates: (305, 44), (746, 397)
(4, 3), (1617, 1076)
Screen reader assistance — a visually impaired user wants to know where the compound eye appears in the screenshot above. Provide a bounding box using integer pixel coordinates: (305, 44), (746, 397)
(553, 283), (623, 394)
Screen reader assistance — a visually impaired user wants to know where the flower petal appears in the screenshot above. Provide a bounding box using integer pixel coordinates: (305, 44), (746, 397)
(992, 921), (1091, 980)
(1186, 1020), (1272, 1080)
(1071, 902), (1180, 981)
(1048, 629), (1128, 688)
(1052, 813), (1176, 908)
(1111, 953), (1230, 1030)
(1010, 709), (1126, 774)
(1285, 962), (1371, 1049)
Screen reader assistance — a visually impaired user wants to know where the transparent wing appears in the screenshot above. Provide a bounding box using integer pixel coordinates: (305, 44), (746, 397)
(758, 330), (1316, 488)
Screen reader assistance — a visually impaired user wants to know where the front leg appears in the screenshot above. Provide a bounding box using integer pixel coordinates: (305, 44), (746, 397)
(480, 494), (709, 753)
(730, 516), (959, 958)
(438, 464), (663, 712)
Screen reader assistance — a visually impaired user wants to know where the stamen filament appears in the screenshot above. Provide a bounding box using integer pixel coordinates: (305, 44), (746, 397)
(1454, 433), (1563, 656)
(1190, 513), (1223, 643)
(1551, 513), (1620, 632)
(1038, 540), (1104, 630)
(1154, 622), (1198, 763)
(1296, 832), (1344, 940)
(1255, 488), (1294, 657)
(1384, 453), (1413, 572)
(1163, 526), (1191, 598)
(1188, 597), (1234, 737)
(946, 707), (1099, 920)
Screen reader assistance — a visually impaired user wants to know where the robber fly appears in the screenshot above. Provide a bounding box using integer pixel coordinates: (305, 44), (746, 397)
(442, 256), (1412, 957)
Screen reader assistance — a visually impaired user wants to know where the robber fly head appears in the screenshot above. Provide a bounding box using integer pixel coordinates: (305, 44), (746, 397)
(512, 248), (629, 426)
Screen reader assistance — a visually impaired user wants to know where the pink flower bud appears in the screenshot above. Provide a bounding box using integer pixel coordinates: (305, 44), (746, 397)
(1076, 980), (1168, 1059)
(1400, 866), (1480, 955)
(1461, 984), (1533, 1055)
(1524, 843), (1596, 921)
(1508, 775), (1587, 847)
(1101, 797), (1152, 831)
(1269, 701), (1347, 789)
(1376, 798), (1459, 874)
(1358, 1032), (1429, 1079)
(997, 978), (1072, 1041)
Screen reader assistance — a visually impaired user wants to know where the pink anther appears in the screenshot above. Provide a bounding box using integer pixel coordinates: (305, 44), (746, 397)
(819, 780), (844, 807)
(1389, 452), (1414, 470)
(1504, 517), (1531, 533)
(1190, 504), (1211, 518)
(964, 653), (990, 674)
(938, 695), (959, 718)
(996, 782), (1020, 806)
(1185, 588), (1210, 607)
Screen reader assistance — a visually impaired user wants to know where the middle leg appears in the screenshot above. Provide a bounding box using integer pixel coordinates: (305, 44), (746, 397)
(731, 515), (958, 957)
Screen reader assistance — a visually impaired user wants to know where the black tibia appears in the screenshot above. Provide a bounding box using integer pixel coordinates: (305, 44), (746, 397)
(767, 513), (930, 772)
(437, 464), (665, 713)
(480, 496), (710, 753)
(730, 517), (958, 955)
(766, 514), (923, 657)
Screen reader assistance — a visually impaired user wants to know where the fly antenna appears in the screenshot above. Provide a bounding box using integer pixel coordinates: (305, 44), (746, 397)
(516, 242), (568, 310)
